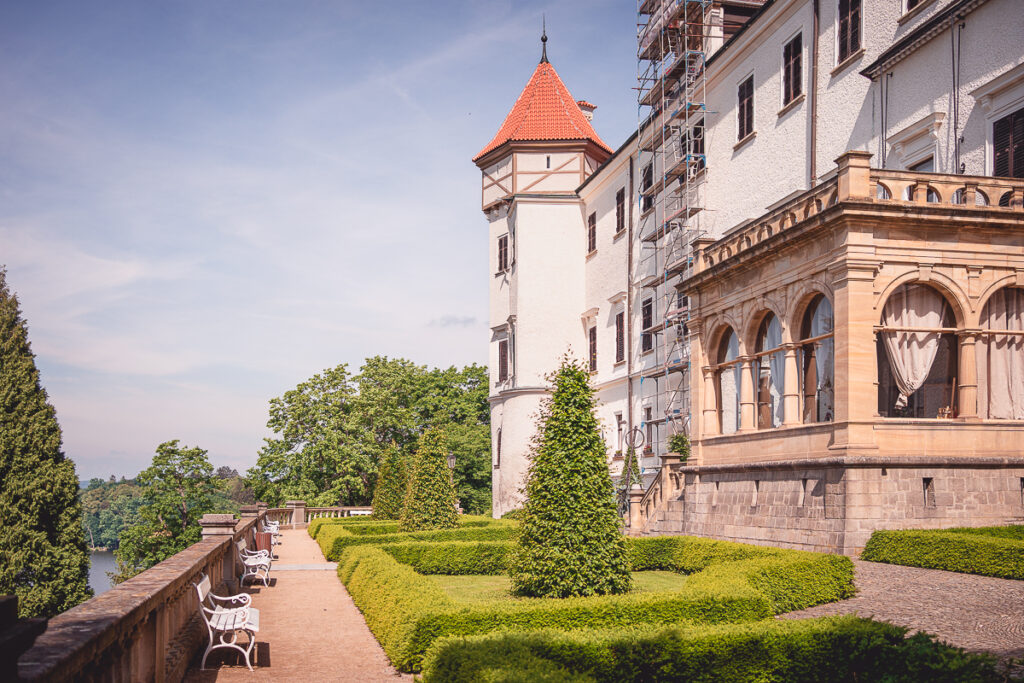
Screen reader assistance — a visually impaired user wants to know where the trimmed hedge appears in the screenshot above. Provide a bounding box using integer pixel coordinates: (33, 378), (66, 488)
(337, 539), (855, 672)
(861, 527), (1024, 579)
(382, 541), (512, 575)
(308, 514), (499, 540)
(319, 524), (516, 561)
(419, 616), (1002, 683)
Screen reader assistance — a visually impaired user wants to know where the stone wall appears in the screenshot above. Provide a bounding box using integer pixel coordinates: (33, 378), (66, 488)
(649, 458), (1024, 554)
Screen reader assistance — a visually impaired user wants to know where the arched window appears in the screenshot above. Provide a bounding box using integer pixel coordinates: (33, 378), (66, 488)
(754, 314), (785, 428)
(977, 287), (1024, 419)
(715, 328), (742, 434)
(877, 283), (958, 418)
(799, 295), (834, 423)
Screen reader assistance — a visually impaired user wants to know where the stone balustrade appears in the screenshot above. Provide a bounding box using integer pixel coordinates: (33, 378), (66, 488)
(690, 152), (1024, 276)
(264, 502), (372, 528)
(17, 511), (267, 682)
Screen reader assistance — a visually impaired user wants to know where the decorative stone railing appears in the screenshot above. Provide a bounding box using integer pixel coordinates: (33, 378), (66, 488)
(17, 509), (267, 682)
(627, 460), (686, 534)
(690, 151), (1024, 277)
(263, 501), (373, 528)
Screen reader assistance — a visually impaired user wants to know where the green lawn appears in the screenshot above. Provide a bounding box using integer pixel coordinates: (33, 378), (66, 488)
(431, 571), (687, 604)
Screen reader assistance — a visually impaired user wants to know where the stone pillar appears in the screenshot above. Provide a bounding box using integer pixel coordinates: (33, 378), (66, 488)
(0, 596), (46, 682)
(200, 514), (238, 589)
(831, 258), (880, 455)
(285, 500), (307, 529)
(957, 330), (979, 419)
(239, 505), (258, 518)
(702, 367), (719, 436)
(628, 487), (646, 530)
(835, 150), (873, 201)
(739, 359), (755, 431)
(782, 344), (801, 426)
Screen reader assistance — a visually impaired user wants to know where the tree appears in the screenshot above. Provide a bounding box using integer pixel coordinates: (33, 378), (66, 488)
(113, 440), (221, 582)
(399, 427), (458, 531)
(0, 269), (91, 617)
(370, 444), (408, 520)
(81, 477), (144, 550)
(509, 358), (631, 598)
(247, 365), (369, 506)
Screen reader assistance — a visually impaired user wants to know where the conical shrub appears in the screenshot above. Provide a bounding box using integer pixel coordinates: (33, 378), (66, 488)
(0, 269), (91, 616)
(399, 427), (458, 531)
(510, 358), (630, 598)
(371, 444), (409, 520)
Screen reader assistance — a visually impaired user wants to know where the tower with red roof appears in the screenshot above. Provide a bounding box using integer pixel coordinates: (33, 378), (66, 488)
(474, 32), (612, 516)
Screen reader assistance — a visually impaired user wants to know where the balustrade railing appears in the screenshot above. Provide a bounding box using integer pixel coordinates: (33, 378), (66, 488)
(18, 510), (267, 682)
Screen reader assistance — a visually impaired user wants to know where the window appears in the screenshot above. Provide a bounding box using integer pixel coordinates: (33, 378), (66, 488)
(497, 234), (509, 272)
(783, 34), (802, 106)
(641, 164), (654, 211)
(993, 106), (1024, 178)
(644, 407), (653, 451)
(615, 188), (626, 234)
(715, 328), (742, 434)
(877, 283), (958, 418)
(546, 155), (551, 169)
(615, 311), (626, 363)
(587, 212), (597, 254)
(754, 314), (785, 429)
(909, 157), (934, 173)
(906, 0), (922, 11)
(615, 413), (624, 451)
(641, 298), (654, 352)
(495, 428), (501, 468)
(977, 287), (1024, 419)
(838, 0), (861, 64)
(737, 76), (754, 141)
(690, 118), (706, 173)
(589, 326), (598, 371)
(498, 340), (509, 382)
(800, 295), (835, 423)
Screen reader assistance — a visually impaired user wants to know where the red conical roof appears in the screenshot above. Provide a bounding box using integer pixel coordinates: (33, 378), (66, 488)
(473, 61), (612, 162)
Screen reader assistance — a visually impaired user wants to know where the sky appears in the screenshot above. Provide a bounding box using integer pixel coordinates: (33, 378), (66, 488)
(0, 0), (640, 479)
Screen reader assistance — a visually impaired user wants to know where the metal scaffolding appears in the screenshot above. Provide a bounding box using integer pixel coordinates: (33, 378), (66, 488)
(635, 0), (713, 461)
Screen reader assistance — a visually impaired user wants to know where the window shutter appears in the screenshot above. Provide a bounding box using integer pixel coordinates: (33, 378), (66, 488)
(498, 340), (508, 381)
(589, 326), (598, 372)
(616, 312), (625, 363)
(994, 115), (1012, 177)
(1013, 110), (1024, 178)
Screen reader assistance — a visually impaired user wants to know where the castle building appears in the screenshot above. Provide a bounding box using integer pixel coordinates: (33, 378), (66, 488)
(475, 0), (1024, 552)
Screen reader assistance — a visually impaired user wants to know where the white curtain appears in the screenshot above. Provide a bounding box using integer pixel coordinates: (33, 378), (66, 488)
(720, 332), (740, 434)
(764, 316), (785, 427)
(881, 284), (948, 409)
(810, 298), (834, 421)
(978, 288), (1024, 419)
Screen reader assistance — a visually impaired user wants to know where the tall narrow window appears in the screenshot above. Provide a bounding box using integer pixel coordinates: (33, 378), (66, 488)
(755, 314), (785, 428)
(641, 164), (654, 211)
(615, 311), (626, 363)
(587, 212), (597, 253)
(615, 188), (626, 234)
(641, 298), (654, 352)
(644, 407), (653, 451)
(716, 328), (742, 434)
(737, 76), (754, 141)
(993, 107), (1024, 178)
(495, 428), (501, 468)
(616, 413), (624, 451)
(783, 34), (802, 106)
(497, 234), (509, 272)
(498, 340), (509, 382)
(838, 0), (861, 64)
(690, 118), (706, 173)
(977, 287), (1024, 419)
(800, 295), (835, 423)
(589, 326), (598, 372)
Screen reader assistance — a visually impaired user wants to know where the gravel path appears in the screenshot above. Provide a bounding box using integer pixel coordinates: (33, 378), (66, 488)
(780, 559), (1024, 663)
(185, 528), (410, 682)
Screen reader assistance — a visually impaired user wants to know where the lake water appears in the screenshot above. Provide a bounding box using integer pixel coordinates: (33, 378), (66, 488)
(89, 550), (117, 595)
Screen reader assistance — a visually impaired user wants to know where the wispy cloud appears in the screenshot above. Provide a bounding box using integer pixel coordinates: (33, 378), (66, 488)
(430, 315), (478, 328)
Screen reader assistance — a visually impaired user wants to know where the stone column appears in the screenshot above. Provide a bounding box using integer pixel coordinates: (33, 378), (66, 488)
(702, 367), (719, 436)
(285, 500), (307, 529)
(957, 330), (979, 419)
(628, 487), (646, 530)
(782, 344), (801, 426)
(831, 258), (880, 455)
(200, 514), (238, 589)
(739, 359), (755, 431)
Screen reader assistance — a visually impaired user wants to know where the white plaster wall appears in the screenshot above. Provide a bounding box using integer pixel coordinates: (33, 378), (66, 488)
(482, 155), (512, 207)
(515, 151), (585, 194)
(490, 389), (548, 516)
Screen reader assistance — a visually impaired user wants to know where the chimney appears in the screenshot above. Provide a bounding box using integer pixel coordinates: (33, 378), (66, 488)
(576, 100), (596, 122)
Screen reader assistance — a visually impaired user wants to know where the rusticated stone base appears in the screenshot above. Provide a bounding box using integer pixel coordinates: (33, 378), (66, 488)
(646, 456), (1024, 554)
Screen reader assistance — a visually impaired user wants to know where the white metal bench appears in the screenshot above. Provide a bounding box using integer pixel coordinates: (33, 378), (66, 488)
(261, 520), (281, 546)
(194, 573), (260, 671)
(237, 539), (272, 587)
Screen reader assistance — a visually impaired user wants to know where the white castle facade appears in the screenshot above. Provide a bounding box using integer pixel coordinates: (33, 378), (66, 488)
(475, 0), (1024, 540)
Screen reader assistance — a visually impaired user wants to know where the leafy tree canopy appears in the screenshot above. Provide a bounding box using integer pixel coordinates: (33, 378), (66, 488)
(510, 358), (631, 598)
(247, 358), (491, 513)
(113, 440), (223, 582)
(0, 269), (91, 617)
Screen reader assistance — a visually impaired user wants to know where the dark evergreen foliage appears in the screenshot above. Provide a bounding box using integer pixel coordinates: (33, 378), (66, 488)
(399, 427), (458, 531)
(510, 358), (631, 598)
(371, 444), (408, 519)
(0, 269), (91, 617)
